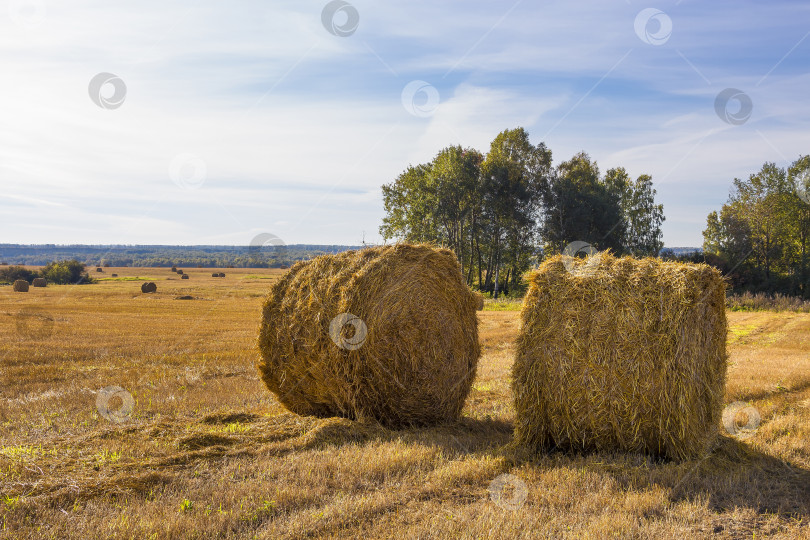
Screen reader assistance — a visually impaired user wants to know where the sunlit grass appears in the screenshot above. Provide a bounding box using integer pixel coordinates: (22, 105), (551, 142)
(0, 266), (808, 538)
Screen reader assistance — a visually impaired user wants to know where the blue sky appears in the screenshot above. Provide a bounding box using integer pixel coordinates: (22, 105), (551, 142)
(1, 0), (808, 247)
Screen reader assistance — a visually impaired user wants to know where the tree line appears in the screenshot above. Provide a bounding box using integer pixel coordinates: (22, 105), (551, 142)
(0, 260), (93, 285)
(702, 156), (810, 297)
(0, 245), (358, 268)
(380, 127), (665, 296)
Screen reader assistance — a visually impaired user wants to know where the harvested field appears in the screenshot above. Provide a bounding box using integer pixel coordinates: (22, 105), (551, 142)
(0, 266), (808, 538)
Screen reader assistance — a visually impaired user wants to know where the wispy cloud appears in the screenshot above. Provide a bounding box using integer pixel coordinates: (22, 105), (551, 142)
(1, 0), (808, 246)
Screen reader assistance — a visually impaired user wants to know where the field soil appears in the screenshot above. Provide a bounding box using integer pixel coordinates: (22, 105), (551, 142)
(1, 267), (809, 538)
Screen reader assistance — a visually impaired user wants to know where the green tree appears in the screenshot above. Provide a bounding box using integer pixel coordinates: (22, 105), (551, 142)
(0, 266), (37, 284)
(605, 168), (665, 256)
(540, 152), (624, 255)
(480, 128), (551, 297)
(40, 260), (93, 285)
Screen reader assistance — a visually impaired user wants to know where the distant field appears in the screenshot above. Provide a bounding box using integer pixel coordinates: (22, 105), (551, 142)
(1, 267), (809, 538)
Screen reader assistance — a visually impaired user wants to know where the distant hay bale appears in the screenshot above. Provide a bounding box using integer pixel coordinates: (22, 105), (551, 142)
(512, 253), (728, 461)
(218, 273), (225, 277)
(258, 244), (480, 426)
(176, 269), (183, 275)
(141, 282), (157, 293)
(212, 272), (219, 277)
(96, 267), (103, 272)
(473, 290), (485, 311)
(171, 266), (177, 272)
(32, 278), (47, 288)
(175, 295), (193, 300)
(111, 274), (118, 277)
(13, 280), (29, 292)
(181, 274), (189, 280)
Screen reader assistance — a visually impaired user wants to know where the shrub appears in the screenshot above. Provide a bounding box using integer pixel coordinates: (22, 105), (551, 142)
(0, 266), (37, 284)
(40, 260), (93, 285)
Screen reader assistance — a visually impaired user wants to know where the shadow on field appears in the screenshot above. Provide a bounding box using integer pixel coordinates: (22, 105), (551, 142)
(663, 436), (810, 518)
(512, 435), (810, 520)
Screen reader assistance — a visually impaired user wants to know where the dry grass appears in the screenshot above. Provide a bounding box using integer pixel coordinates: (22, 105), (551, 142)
(727, 292), (810, 313)
(0, 266), (809, 539)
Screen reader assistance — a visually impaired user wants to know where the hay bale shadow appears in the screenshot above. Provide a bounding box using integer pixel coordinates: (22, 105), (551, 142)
(665, 436), (810, 518)
(506, 435), (810, 520)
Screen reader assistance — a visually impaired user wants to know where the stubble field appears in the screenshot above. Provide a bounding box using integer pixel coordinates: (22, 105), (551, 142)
(1, 266), (809, 539)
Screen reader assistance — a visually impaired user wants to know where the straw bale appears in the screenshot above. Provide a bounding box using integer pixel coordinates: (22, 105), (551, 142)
(473, 291), (485, 311)
(32, 278), (47, 287)
(13, 279), (29, 292)
(141, 282), (157, 293)
(257, 244), (480, 426)
(512, 253), (727, 461)
(181, 274), (189, 280)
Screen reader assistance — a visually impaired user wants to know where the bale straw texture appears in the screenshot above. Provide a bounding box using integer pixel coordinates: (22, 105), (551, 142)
(257, 244), (480, 426)
(181, 274), (189, 280)
(32, 278), (47, 287)
(13, 280), (29, 292)
(141, 282), (157, 293)
(512, 253), (727, 461)
(473, 291), (485, 311)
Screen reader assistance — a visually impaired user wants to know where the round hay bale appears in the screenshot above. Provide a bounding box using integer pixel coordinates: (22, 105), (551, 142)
(111, 274), (118, 277)
(171, 266), (177, 272)
(32, 277), (47, 288)
(218, 273), (225, 277)
(257, 244), (480, 426)
(13, 279), (29, 292)
(176, 269), (183, 275)
(141, 282), (157, 293)
(473, 290), (485, 311)
(212, 272), (219, 277)
(512, 253), (728, 461)
(181, 274), (189, 280)
(96, 267), (103, 272)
